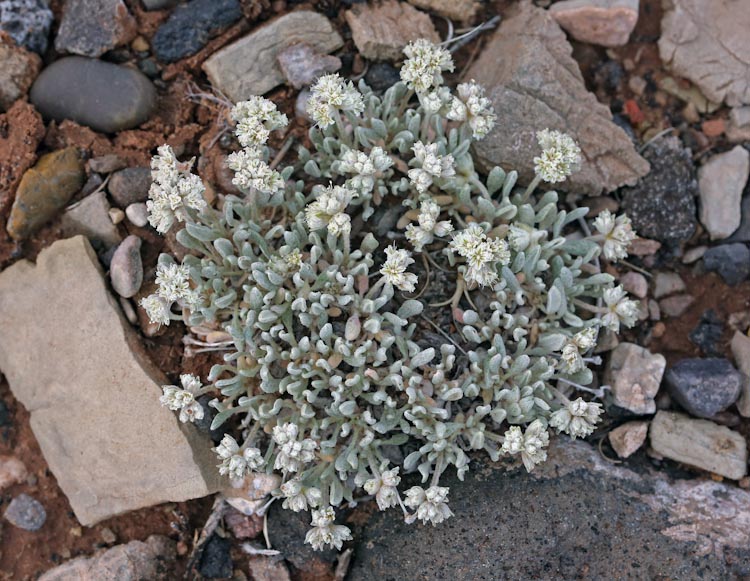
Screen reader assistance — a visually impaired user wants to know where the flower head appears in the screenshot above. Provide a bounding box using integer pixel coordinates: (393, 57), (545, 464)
(593, 210), (636, 261)
(159, 374), (204, 423)
(380, 245), (418, 292)
(560, 327), (598, 373)
(364, 467), (401, 511)
(400, 39), (454, 94)
(449, 223), (510, 287)
(307, 74), (364, 128)
(231, 96), (288, 148)
(226, 148), (285, 196)
(447, 80), (496, 139)
(408, 141), (455, 193)
(155, 263), (191, 302)
(140, 293), (171, 326)
(601, 285), (638, 332)
(549, 398), (603, 439)
(502, 420), (549, 472)
(533, 129), (582, 183)
(214, 434), (265, 480)
(338, 147), (393, 193)
(404, 485), (453, 525)
(280, 478), (322, 512)
(272, 423), (318, 473)
(305, 507), (352, 551)
(405, 199), (453, 251)
(305, 184), (356, 234)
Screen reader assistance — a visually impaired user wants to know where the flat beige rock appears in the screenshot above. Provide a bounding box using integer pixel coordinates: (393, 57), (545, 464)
(0, 236), (222, 525)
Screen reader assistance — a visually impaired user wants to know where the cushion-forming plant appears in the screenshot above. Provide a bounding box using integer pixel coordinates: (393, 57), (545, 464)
(145, 39), (638, 549)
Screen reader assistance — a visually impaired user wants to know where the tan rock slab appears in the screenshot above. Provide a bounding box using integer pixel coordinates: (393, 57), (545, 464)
(604, 342), (666, 414)
(202, 11), (343, 101)
(0, 236), (222, 525)
(550, 0), (639, 47)
(406, 0), (478, 23)
(650, 411), (747, 480)
(345, 0), (440, 62)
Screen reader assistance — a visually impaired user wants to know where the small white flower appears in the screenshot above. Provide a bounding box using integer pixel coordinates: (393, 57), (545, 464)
(307, 74), (364, 128)
(380, 245), (418, 292)
(140, 293), (171, 326)
(404, 485), (453, 525)
(337, 147), (393, 193)
(421, 86), (452, 114)
(280, 478), (322, 512)
(408, 142), (455, 193)
(226, 148), (285, 196)
(533, 129), (582, 183)
(231, 96), (288, 148)
(593, 210), (636, 262)
(364, 467), (401, 511)
(448, 223), (510, 287)
(305, 507), (352, 551)
(160, 374), (204, 423)
(446, 80), (496, 139)
(400, 39), (454, 94)
(601, 285), (638, 333)
(305, 185), (356, 233)
(272, 422), (318, 473)
(404, 199), (453, 251)
(502, 420), (549, 472)
(560, 328), (598, 373)
(155, 263), (191, 302)
(549, 398), (603, 439)
(327, 212), (352, 238)
(213, 434), (265, 480)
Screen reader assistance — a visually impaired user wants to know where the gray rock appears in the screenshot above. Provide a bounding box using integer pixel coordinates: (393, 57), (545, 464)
(659, 294), (695, 318)
(727, 106), (750, 143)
(108, 167), (152, 208)
(345, 0), (440, 62)
(0, 237), (223, 525)
(110, 235), (143, 298)
(727, 194), (750, 243)
(621, 136), (698, 245)
(4, 493), (46, 531)
(465, 3), (649, 195)
(0, 30), (41, 111)
(604, 342), (666, 414)
(364, 62), (401, 92)
(55, 0), (136, 58)
(666, 358), (742, 418)
(653, 271), (686, 299)
(550, 0), (639, 47)
(38, 535), (176, 581)
(61, 191), (122, 248)
(141, 0), (178, 9)
(88, 154), (126, 174)
(659, 0), (750, 107)
(619, 271), (648, 298)
(703, 243), (750, 286)
(406, 0), (478, 22)
(152, 0), (242, 63)
(730, 331), (750, 417)
(608, 420), (648, 458)
(689, 309), (724, 357)
(198, 535), (233, 579)
(125, 202), (149, 228)
(277, 43), (341, 90)
(698, 146), (750, 240)
(650, 411), (747, 480)
(30, 57), (157, 133)
(0, 0), (53, 53)
(347, 439), (750, 579)
(203, 11), (343, 101)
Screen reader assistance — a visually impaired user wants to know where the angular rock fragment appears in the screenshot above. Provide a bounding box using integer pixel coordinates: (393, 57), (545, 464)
(55, 0), (136, 58)
(406, 0), (478, 22)
(703, 243), (750, 286)
(604, 342), (666, 414)
(665, 358), (742, 418)
(0, 236), (222, 525)
(698, 146), (750, 240)
(465, 3), (649, 195)
(277, 43), (342, 90)
(0, 30), (40, 111)
(550, 0), (639, 47)
(0, 0), (53, 54)
(608, 421), (648, 458)
(61, 191), (122, 248)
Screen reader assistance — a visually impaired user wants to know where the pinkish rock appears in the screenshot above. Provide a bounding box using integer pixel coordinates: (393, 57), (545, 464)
(659, 294), (695, 318)
(604, 342), (666, 414)
(609, 421), (648, 458)
(277, 43), (341, 90)
(550, 0), (639, 47)
(0, 456), (27, 491)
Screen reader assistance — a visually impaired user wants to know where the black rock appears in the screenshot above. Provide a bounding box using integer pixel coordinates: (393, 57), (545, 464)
(0, 0), (53, 54)
(365, 62), (401, 92)
(703, 243), (750, 286)
(152, 0), (242, 63)
(198, 535), (233, 579)
(3, 493), (46, 531)
(620, 136), (697, 245)
(108, 167), (152, 208)
(0, 400), (10, 427)
(665, 358), (742, 418)
(30, 57), (157, 134)
(689, 310), (724, 357)
(192, 396), (226, 443)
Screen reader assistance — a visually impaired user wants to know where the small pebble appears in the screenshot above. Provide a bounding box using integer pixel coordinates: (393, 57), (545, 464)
(666, 358), (743, 418)
(0, 455), (27, 491)
(628, 75), (646, 97)
(659, 294), (695, 318)
(88, 154), (126, 174)
(620, 271), (648, 299)
(703, 243), (750, 285)
(295, 89), (312, 123)
(652, 321), (666, 338)
(109, 207), (125, 224)
(4, 493), (46, 531)
(653, 272), (686, 299)
(609, 421), (648, 459)
(100, 527), (117, 544)
(110, 235), (143, 298)
(131, 35), (149, 52)
(125, 202), (149, 227)
(648, 299), (661, 321)
(682, 245), (707, 264)
(119, 296), (138, 325)
(108, 167), (151, 208)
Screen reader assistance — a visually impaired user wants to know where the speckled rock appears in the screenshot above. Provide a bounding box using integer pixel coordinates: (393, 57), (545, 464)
(38, 535), (176, 581)
(550, 0), (639, 47)
(4, 493), (45, 531)
(703, 243), (750, 286)
(666, 358), (742, 418)
(61, 190), (122, 248)
(465, 2), (649, 195)
(30, 57), (157, 133)
(7, 147), (85, 241)
(0, 30), (40, 110)
(152, 0), (242, 63)
(202, 11), (343, 101)
(0, 0), (53, 53)
(108, 167), (152, 207)
(55, 0), (136, 58)
(345, 0), (439, 62)
(198, 535), (233, 579)
(347, 439), (750, 579)
(604, 342), (666, 414)
(620, 136), (698, 245)
(650, 411), (747, 480)
(110, 235), (143, 298)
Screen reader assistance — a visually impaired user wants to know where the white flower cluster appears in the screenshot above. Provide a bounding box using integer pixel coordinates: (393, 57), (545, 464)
(337, 146), (393, 193)
(146, 145), (207, 234)
(272, 422), (318, 473)
(533, 129), (582, 184)
(307, 74), (365, 128)
(560, 327), (597, 374)
(231, 96), (288, 149)
(405, 199), (453, 251)
(601, 286), (639, 333)
(380, 245), (418, 292)
(593, 210), (636, 262)
(550, 398), (603, 439)
(400, 38), (454, 94)
(305, 507), (353, 551)
(226, 148), (284, 196)
(502, 420), (550, 472)
(447, 80), (496, 139)
(448, 223), (511, 287)
(305, 184), (357, 237)
(364, 467), (401, 511)
(408, 141), (455, 193)
(214, 434), (264, 480)
(159, 374), (204, 423)
(280, 478), (323, 512)
(404, 486), (453, 525)
(139, 262), (201, 327)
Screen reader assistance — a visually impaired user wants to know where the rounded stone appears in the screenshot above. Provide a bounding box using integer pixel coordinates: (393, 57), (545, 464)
(108, 167), (151, 208)
(125, 202), (149, 227)
(666, 358), (743, 419)
(30, 56), (157, 133)
(110, 235), (143, 298)
(4, 493), (46, 531)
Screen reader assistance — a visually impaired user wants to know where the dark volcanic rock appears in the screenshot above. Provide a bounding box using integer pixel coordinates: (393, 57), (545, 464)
(364, 62), (401, 92)
(152, 0), (242, 63)
(666, 358), (742, 418)
(30, 57), (156, 133)
(621, 136), (698, 245)
(198, 535), (232, 579)
(0, 0), (53, 54)
(348, 441), (750, 580)
(689, 310), (724, 356)
(54, 0), (136, 58)
(703, 243), (750, 285)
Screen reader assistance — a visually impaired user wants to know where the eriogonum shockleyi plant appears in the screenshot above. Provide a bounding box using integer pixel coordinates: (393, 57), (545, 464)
(144, 39), (638, 549)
